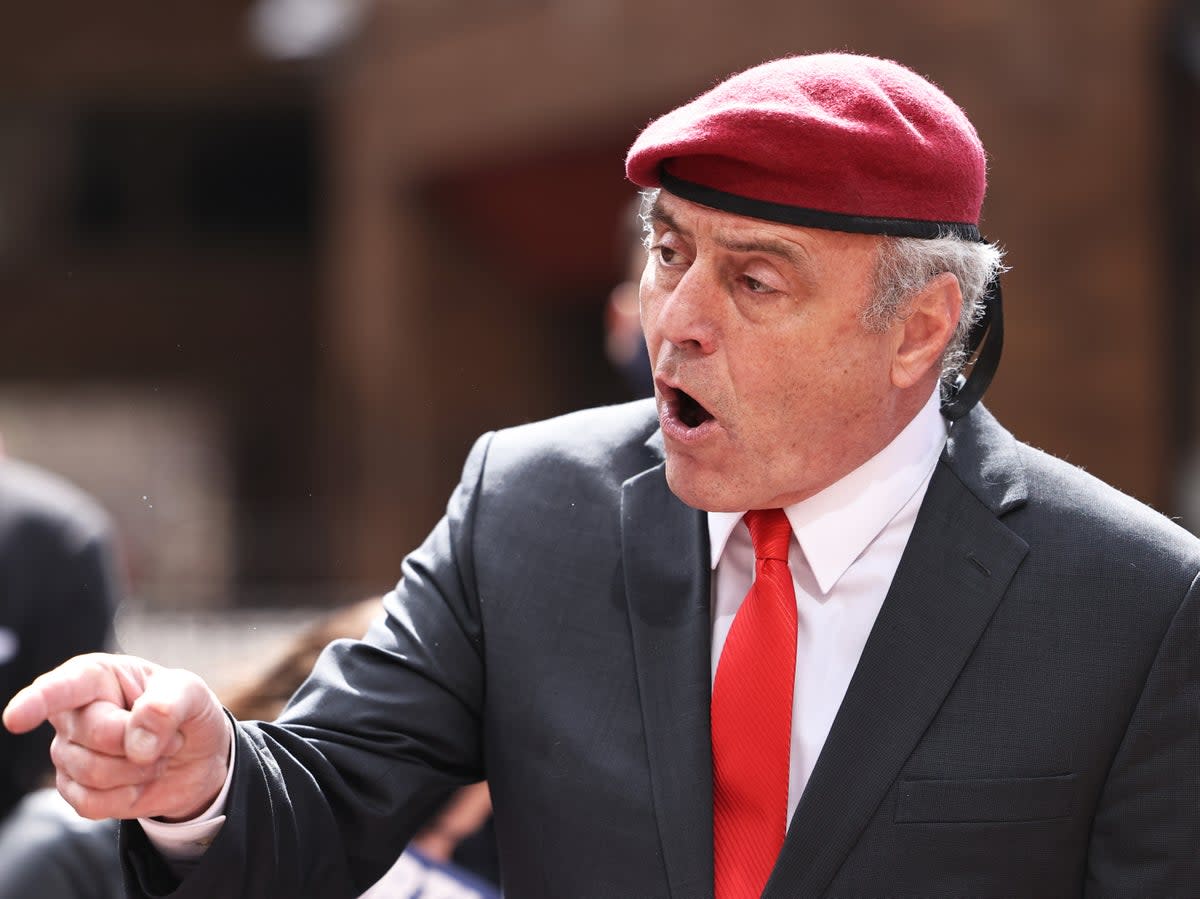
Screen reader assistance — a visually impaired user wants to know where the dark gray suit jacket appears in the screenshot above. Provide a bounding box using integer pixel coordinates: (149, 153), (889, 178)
(124, 401), (1200, 898)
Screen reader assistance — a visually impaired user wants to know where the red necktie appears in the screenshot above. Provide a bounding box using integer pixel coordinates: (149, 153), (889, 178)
(712, 508), (798, 899)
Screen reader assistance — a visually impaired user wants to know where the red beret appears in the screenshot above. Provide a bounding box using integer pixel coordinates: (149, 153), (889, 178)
(626, 53), (985, 240)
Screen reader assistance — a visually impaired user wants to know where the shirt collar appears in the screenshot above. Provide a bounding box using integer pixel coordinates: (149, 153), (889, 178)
(707, 389), (948, 593)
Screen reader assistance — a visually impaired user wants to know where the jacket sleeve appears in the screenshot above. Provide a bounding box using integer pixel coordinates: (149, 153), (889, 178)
(1084, 569), (1200, 897)
(121, 433), (495, 899)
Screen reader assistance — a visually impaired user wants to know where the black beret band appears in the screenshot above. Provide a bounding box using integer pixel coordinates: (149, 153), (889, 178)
(660, 170), (982, 242)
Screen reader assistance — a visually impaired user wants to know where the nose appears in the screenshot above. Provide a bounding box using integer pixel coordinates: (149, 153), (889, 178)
(645, 262), (719, 357)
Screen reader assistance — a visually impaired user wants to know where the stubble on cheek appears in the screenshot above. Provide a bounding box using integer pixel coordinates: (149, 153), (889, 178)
(662, 452), (713, 510)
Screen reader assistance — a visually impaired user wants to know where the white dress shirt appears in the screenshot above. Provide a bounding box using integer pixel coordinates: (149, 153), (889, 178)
(144, 389), (948, 859)
(708, 388), (947, 822)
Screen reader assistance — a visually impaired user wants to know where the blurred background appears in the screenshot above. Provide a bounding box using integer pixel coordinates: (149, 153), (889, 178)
(0, 0), (1197, 683)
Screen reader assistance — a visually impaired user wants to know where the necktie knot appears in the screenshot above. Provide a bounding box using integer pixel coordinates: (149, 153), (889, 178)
(744, 508), (791, 562)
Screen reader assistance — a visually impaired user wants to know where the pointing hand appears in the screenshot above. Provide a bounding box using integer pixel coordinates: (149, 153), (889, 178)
(3, 653), (232, 822)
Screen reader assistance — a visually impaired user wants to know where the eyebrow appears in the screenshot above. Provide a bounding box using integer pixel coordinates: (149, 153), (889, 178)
(646, 200), (684, 236)
(648, 196), (816, 275)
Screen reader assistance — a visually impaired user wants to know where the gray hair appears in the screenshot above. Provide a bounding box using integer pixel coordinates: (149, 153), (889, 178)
(865, 232), (1005, 389)
(637, 188), (660, 247)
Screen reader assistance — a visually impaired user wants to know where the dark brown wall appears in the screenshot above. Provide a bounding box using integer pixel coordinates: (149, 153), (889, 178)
(320, 0), (1182, 586)
(1, 0), (1189, 602)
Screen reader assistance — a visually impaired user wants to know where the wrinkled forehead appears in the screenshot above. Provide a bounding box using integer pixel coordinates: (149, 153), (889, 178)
(647, 190), (884, 278)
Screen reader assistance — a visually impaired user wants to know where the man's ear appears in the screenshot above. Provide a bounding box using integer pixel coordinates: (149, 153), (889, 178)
(890, 272), (962, 389)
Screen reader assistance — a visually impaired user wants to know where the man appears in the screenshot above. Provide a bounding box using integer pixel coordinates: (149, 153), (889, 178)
(5, 54), (1198, 898)
(0, 449), (118, 825)
(604, 196), (654, 397)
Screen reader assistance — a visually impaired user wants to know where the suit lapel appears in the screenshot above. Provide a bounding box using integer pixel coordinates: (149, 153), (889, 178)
(766, 406), (1031, 897)
(622, 453), (715, 899)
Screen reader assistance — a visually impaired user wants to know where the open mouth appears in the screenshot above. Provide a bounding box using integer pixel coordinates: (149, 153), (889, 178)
(674, 388), (714, 429)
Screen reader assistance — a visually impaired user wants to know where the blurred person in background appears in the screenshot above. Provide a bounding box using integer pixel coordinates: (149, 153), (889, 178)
(0, 437), (119, 825)
(0, 787), (123, 899)
(0, 439), (121, 897)
(604, 195), (653, 398)
(6, 52), (1200, 898)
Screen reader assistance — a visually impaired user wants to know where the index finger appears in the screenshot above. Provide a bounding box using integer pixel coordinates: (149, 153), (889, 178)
(2, 654), (141, 735)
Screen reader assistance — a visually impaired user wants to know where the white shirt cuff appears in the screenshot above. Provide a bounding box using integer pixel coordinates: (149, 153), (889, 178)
(139, 723), (236, 866)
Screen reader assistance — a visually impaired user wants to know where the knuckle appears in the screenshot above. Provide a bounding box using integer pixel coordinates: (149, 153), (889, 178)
(139, 699), (176, 724)
(56, 742), (126, 791)
(72, 749), (98, 784)
(56, 772), (90, 816)
(49, 735), (77, 773)
(81, 704), (124, 748)
(75, 791), (102, 819)
(58, 743), (94, 782)
(66, 779), (123, 821)
(56, 654), (96, 681)
(55, 709), (79, 740)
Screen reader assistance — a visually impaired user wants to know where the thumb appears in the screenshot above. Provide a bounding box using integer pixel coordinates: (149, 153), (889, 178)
(124, 667), (222, 765)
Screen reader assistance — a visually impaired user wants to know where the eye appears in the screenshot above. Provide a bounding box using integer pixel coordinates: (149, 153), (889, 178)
(741, 275), (776, 294)
(652, 244), (681, 265)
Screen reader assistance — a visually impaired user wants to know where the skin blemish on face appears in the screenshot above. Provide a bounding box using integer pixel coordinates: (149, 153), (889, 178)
(641, 193), (943, 512)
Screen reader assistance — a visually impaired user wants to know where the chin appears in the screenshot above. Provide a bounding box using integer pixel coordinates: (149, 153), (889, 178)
(663, 460), (742, 513)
